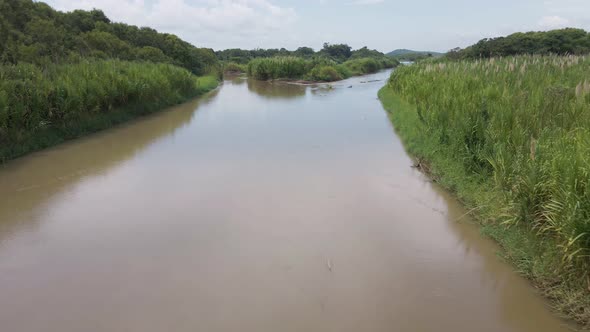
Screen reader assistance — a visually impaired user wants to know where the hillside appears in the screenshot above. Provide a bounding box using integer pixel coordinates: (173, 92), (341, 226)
(0, 0), (218, 74)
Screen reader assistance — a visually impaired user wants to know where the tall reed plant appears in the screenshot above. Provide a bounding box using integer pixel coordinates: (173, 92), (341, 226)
(382, 54), (590, 323)
(0, 59), (217, 160)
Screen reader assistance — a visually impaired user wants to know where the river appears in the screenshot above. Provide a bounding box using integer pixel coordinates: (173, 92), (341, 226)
(0, 71), (572, 332)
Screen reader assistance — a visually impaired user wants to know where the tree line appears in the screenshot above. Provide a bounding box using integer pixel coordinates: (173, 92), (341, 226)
(448, 28), (590, 59)
(217, 43), (388, 64)
(0, 0), (218, 75)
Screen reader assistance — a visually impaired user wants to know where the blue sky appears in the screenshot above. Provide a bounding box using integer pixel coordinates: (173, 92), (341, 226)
(44, 0), (590, 52)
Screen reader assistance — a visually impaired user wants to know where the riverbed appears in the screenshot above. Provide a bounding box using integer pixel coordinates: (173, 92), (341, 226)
(0, 71), (571, 331)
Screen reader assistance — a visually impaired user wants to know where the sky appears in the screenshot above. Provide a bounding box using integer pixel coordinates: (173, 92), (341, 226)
(43, 0), (590, 52)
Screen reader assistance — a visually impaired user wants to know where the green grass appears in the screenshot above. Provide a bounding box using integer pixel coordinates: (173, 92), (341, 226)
(0, 60), (218, 161)
(378, 54), (590, 325)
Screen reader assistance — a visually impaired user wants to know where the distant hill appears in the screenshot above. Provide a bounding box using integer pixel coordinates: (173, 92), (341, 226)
(386, 49), (443, 57)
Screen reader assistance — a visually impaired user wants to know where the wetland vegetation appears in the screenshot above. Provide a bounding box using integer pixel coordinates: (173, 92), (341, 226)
(380, 50), (590, 324)
(221, 43), (399, 82)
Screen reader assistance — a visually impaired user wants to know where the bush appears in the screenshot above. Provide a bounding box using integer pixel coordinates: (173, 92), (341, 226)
(0, 59), (217, 160)
(307, 66), (342, 82)
(223, 62), (246, 73)
(344, 58), (384, 75)
(246, 56), (397, 82)
(335, 64), (352, 79)
(247, 57), (308, 80)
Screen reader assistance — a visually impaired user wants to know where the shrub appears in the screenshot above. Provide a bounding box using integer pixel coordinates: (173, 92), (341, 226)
(344, 58), (381, 75)
(0, 59), (216, 160)
(247, 57), (307, 80)
(246, 56), (397, 82)
(307, 66), (342, 82)
(223, 62), (246, 73)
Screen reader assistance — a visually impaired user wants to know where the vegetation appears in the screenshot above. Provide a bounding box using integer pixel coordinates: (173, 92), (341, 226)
(222, 62), (247, 73)
(0, 0), (218, 74)
(307, 64), (349, 82)
(217, 48), (297, 64)
(247, 57), (308, 80)
(246, 55), (397, 82)
(0, 0), (220, 161)
(217, 43), (365, 64)
(448, 28), (590, 60)
(219, 43), (399, 81)
(379, 55), (590, 324)
(386, 49), (443, 62)
(241, 44), (399, 82)
(0, 60), (218, 161)
(344, 57), (398, 75)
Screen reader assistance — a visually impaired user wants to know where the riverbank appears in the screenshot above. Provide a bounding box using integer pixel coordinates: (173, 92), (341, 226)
(0, 61), (218, 162)
(378, 86), (590, 326)
(0, 69), (573, 332)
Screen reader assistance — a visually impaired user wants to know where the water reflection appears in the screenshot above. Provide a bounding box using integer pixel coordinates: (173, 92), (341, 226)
(422, 179), (573, 331)
(0, 91), (218, 245)
(246, 79), (306, 99)
(225, 73), (247, 85)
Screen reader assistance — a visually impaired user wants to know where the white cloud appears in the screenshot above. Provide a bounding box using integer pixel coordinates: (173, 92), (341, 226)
(43, 0), (297, 49)
(543, 0), (590, 15)
(540, 0), (590, 30)
(353, 0), (384, 4)
(538, 15), (570, 29)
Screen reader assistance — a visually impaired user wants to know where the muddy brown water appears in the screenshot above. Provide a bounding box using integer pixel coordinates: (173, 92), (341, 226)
(0, 72), (574, 332)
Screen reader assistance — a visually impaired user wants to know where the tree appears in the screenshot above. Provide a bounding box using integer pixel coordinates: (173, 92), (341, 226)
(0, 0), (217, 73)
(350, 46), (384, 59)
(321, 43), (352, 61)
(451, 28), (590, 59)
(80, 30), (132, 59)
(135, 46), (171, 63)
(293, 46), (314, 58)
(24, 17), (66, 61)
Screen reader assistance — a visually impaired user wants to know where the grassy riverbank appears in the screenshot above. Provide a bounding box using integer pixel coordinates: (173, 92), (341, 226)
(0, 60), (218, 161)
(379, 55), (590, 325)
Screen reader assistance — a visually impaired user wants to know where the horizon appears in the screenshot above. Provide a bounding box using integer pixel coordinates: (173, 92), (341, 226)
(41, 0), (590, 53)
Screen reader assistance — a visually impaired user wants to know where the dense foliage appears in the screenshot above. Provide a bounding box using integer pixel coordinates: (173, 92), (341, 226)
(246, 55), (398, 82)
(217, 48), (296, 64)
(386, 49), (443, 62)
(0, 0), (218, 74)
(448, 28), (590, 59)
(0, 60), (218, 160)
(222, 62), (247, 73)
(247, 57), (308, 80)
(344, 57), (398, 75)
(218, 43), (392, 65)
(0, 0), (220, 160)
(382, 55), (590, 322)
(238, 43), (398, 81)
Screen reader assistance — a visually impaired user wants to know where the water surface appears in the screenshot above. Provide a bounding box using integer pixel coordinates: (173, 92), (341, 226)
(0, 72), (571, 332)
